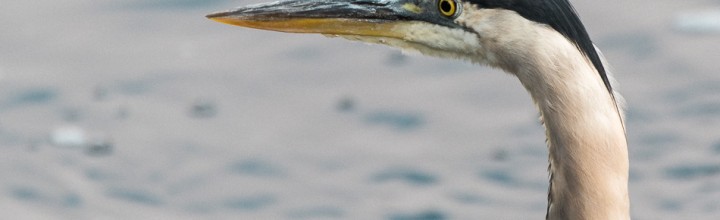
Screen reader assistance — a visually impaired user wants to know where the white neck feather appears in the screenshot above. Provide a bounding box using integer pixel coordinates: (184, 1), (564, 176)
(458, 7), (630, 220)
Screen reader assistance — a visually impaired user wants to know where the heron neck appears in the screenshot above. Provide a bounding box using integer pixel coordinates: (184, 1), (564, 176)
(504, 31), (630, 219)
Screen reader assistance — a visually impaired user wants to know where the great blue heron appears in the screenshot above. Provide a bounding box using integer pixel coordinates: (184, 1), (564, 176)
(207, 0), (630, 219)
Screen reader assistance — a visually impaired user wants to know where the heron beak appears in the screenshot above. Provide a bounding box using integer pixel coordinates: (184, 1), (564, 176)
(206, 0), (417, 39)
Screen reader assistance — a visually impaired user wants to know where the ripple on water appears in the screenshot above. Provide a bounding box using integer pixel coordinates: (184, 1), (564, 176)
(364, 111), (425, 131)
(227, 159), (285, 177)
(287, 206), (345, 219)
(10, 186), (41, 201)
(10, 186), (82, 208)
(85, 168), (114, 181)
(481, 169), (517, 186)
(372, 168), (438, 186)
(57, 193), (83, 208)
(106, 187), (163, 206)
(451, 192), (490, 204)
(0, 87), (57, 110)
(665, 164), (720, 179)
(387, 209), (447, 220)
(223, 194), (277, 211)
(638, 132), (679, 147)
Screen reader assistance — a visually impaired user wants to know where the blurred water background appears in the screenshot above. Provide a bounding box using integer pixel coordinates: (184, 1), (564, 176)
(1, 0), (719, 219)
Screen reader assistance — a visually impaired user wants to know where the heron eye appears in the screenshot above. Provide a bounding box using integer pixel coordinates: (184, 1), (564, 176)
(438, 0), (458, 17)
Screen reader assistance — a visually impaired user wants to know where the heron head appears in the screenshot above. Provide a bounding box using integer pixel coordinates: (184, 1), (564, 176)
(206, 0), (609, 89)
(206, 0), (499, 62)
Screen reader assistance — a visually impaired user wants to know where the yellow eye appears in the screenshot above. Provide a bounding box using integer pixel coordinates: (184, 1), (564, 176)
(438, 0), (458, 17)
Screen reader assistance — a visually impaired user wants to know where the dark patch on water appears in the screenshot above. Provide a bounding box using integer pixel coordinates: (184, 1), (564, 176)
(0, 88), (58, 110)
(189, 99), (218, 119)
(665, 164), (720, 179)
(713, 141), (720, 154)
(62, 193), (83, 208)
(116, 105), (130, 119)
(93, 86), (109, 101)
(638, 132), (679, 147)
(60, 107), (84, 122)
(492, 149), (509, 161)
(659, 199), (683, 211)
(85, 168), (114, 181)
(481, 169), (519, 186)
(387, 209), (447, 220)
(115, 79), (155, 96)
(223, 195), (276, 211)
(287, 206), (345, 218)
(451, 192), (489, 204)
(480, 169), (544, 189)
(228, 159), (285, 177)
(364, 111), (424, 131)
(516, 144), (548, 158)
(385, 52), (409, 66)
(107, 187), (163, 206)
(10, 186), (41, 201)
(9, 186), (82, 207)
(372, 168), (438, 186)
(85, 139), (114, 157)
(336, 96), (356, 112)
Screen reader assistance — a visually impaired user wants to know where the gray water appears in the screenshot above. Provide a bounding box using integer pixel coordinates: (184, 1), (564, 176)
(0, 0), (718, 219)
